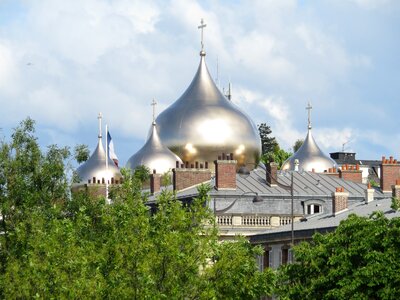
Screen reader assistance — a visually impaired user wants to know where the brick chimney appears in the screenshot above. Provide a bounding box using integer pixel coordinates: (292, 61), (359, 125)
(365, 182), (375, 203)
(380, 156), (400, 193)
(266, 162), (278, 187)
(173, 161), (212, 191)
(338, 164), (362, 183)
(324, 167), (340, 178)
(150, 169), (161, 195)
(392, 179), (400, 199)
(215, 153), (237, 190)
(332, 187), (348, 216)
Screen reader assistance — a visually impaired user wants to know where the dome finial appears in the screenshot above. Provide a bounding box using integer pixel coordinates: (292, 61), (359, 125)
(198, 18), (207, 56)
(98, 112), (103, 138)
(306, 102), (312, 130)
(151, 98), (157, 125)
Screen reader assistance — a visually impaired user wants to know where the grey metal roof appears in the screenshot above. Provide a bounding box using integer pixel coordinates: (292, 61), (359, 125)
(250, 196), (399, 243)
(172, 166), (385, 200)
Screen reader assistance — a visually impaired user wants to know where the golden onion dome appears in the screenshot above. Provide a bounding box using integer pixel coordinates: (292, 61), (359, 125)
(281, 103), (336, 173)
(155, 51), (261, 170)
(126, 122), (183, 174)
(76, 131), (122, 185)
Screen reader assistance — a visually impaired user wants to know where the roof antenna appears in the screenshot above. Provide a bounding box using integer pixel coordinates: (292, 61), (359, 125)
(198, 18), (207, 56)
(342, 140), (352, 152)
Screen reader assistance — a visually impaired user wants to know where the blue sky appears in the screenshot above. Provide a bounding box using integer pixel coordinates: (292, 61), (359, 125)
(0, 0), (399, 166)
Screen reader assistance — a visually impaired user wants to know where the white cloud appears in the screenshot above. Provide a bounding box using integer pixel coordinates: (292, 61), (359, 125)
(0, 0), (398, 163)
(0, 41), (17, 91)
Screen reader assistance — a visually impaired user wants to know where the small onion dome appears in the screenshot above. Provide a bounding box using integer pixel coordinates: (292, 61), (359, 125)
(155, 51), (261, 170)
(281, 128), (336, 173)
(76, 137), (122, 184)
(126, 122), (183, 174)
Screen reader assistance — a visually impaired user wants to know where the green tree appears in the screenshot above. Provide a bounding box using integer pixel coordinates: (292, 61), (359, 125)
(261, 144), (292, 169)
(1, 119), (275, 299)
(293, 139), (304, 152)
(133, 164), (151, 183)
(203, 237), (275, 299)
(258, 123), (278, 155)
(74, 144), (90, 164)
(276, 212), (400, 299)
(391, 197), (400, 211)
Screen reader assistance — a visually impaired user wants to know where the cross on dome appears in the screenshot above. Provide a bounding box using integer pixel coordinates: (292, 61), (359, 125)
(151, 98), (157, 124)
(98, 112), (103, 138)
(306, 102), (312, 130)
(198, 18), (207, 54)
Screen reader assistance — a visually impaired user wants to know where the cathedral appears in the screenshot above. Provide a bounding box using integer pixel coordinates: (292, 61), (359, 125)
(73, 21), (399, 239)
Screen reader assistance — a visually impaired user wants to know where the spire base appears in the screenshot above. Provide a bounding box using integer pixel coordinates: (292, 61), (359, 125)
(200, 50), (206, 56)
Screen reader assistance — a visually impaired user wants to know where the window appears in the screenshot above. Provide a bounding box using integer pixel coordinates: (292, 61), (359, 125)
(280, 245), (291, 265)
(263, 247), (272, 269)
(307, 204), (322, 215)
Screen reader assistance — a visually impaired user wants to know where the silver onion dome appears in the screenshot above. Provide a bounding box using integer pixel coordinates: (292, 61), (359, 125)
(126, 122), (183, 174)
(281, 103), (336, 173)
(76, 137), (122, 184)
(155, 51), (261, 170)
(76, 113), (122, 184)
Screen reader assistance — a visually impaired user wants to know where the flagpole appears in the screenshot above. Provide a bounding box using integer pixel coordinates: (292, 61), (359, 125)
(105, 124), (110, 203)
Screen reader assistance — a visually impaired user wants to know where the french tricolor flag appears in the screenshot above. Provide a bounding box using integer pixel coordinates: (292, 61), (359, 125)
(107, 130), (119, 167)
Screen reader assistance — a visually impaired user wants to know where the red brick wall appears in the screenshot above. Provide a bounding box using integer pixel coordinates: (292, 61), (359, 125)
(339, 170), (362, 183)
(150, 173), (161, 194)
(173, 168), (212, 191)
(380, 156), (400, 192)
(215, 160), (237, 190)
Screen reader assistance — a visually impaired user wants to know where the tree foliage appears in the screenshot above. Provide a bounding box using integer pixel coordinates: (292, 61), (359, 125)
(74, 144), (90, 164)
(133, 164), (151, 183)
(0, 118), (274, 299)
(257, 123), (291, 168)
(258, 123), (278, 155)
(276, 212), (400, 299)
(293, 139), (304, 153)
